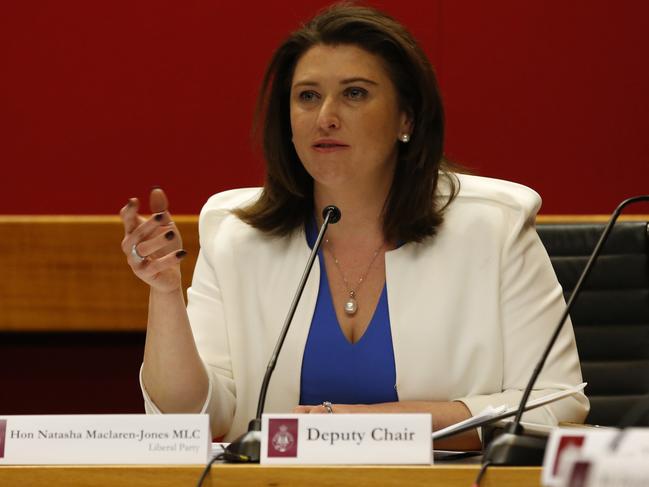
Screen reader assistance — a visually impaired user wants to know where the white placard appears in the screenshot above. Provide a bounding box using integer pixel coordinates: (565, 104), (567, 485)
(543, 428), (649, 486)
(260, 413), (432, 464)
(586, 456), (649, 487)
(542, 428), (617, 486)
(0, 414), (209, 465)
(608, 427), (649, 458)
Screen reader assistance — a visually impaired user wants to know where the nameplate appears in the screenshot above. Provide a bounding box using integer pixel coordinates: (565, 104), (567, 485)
(0, 414), (209, 465)
(542, 428), (617, 486)
(586, 457), (649, 487)
(260, 413), (432, 464)
(542, 427), (649, 486)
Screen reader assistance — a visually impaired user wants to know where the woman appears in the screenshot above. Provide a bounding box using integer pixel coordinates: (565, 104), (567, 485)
(120, 4), (588, 450)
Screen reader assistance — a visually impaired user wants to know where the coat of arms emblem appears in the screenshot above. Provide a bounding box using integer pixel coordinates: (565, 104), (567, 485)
(267, 418), (298, 457)
(271, 424), (294, 453)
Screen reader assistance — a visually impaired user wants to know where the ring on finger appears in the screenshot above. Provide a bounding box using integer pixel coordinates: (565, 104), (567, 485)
(131, 243), (146, 263)
(322, 401), (334, 414)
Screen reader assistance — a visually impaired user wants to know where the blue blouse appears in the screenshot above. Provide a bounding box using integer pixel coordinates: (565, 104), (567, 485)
(299, 220), (399, 406)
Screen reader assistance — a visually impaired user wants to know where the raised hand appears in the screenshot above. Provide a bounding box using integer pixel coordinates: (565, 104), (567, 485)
(120, 188), (186, 294)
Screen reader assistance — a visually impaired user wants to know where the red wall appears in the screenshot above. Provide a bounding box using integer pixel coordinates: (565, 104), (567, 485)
(2, 1), (648, 215)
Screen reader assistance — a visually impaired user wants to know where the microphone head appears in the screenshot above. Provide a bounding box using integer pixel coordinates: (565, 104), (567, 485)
(322, 205), (342, 224)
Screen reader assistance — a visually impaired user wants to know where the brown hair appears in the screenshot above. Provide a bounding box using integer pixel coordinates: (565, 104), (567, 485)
(234, 2), (458, 243)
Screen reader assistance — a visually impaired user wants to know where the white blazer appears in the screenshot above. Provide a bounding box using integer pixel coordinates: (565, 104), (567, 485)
(142, 173), (589, 440)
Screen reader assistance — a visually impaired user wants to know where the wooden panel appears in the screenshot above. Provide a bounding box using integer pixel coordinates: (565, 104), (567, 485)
(0, 216), (198, 332)
(1, 215), (646, 331)
(0, 464), (542, 487)
(536, 214), (649, 223)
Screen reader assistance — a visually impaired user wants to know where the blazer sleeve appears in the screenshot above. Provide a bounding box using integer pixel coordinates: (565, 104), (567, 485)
(455, 189), (590, 426)
(140, 203), (243, 439)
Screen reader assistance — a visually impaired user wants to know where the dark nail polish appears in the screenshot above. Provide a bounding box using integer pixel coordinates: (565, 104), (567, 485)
(164, 230), (175, 240)
(126, 198), (136, 208)
(154, 212), (164, 222)
(176, 250), (187, 259)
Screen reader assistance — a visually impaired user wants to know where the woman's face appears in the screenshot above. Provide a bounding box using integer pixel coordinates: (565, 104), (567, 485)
(290, 44), (411, 193)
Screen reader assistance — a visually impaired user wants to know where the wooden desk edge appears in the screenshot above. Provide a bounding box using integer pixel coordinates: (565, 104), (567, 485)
(0, 463), (542, 487)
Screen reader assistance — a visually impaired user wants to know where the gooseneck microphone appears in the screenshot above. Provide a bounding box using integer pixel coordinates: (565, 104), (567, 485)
(483, 195), (649, 466)
(222, 205), (341, 463)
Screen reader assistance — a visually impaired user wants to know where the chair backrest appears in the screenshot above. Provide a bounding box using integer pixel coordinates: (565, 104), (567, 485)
(536, 222), (649, 426)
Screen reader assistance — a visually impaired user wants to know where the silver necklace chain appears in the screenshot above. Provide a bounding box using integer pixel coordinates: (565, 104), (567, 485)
(325, 238), (384, 316)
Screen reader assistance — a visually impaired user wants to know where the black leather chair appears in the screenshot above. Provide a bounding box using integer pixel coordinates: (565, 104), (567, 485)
(536, 222), (649, 426)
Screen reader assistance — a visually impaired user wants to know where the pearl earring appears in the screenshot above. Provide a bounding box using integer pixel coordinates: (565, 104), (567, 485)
(399, 134), (410, 143)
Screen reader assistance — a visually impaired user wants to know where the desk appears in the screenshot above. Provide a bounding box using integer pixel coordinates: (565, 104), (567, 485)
(0, 464), (541, 486)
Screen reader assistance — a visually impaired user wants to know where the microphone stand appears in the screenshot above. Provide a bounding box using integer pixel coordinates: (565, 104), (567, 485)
(223, 205), (341, 463)
(483, 195), (649, 466)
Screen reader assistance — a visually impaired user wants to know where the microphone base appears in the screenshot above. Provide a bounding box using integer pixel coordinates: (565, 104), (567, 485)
(223, 419), (262, 463)
(483, 431), (547, 466)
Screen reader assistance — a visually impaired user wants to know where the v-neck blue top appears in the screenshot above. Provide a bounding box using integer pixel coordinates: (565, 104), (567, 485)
(299, 220), (399, 406)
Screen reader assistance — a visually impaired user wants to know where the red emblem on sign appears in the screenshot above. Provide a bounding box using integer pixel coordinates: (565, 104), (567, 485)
(554, 434), (586, 475)
(268, 418), (298, 457)
(0, 419), (7, 458)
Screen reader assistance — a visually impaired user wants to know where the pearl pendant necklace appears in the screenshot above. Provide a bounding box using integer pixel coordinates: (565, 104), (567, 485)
(344, 291), (358, 315)
(326, 239), (384, 316)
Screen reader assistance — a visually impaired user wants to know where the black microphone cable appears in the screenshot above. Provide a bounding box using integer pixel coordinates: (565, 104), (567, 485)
(471, 460), (492, 487)
(195, 447), (224, 487)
